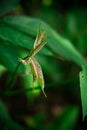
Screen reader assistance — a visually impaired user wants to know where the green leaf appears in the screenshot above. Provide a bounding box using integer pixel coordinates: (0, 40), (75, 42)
(58, 107), (79, 130)
(0, 25), (34, 49)
(0, 41), (25, 72)
(0, 0), (20, 16)
(79, 68), (87, 120)
(0, 16), (86, 67)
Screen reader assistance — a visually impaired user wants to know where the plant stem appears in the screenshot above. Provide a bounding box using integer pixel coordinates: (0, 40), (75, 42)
(4, 87), (40, 96)
(6, 62), (21, 89)
(3, 75), (78, 97)
(6, 55), (29, 89)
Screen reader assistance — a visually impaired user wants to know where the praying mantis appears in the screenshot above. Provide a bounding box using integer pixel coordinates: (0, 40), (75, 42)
(18, 27), (47, 97)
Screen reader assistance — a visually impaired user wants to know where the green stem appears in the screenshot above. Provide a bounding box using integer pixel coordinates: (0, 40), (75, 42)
(3, 75), (78, 97)
(4, 87), (40, 96)
(6, 62), (21, 89)
(6, 55), (29, 89)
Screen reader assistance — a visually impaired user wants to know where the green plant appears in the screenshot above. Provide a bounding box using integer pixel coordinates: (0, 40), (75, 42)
(0, 0), (87, 130)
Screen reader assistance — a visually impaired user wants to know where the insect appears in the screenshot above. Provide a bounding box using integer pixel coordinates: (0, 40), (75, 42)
(18, 27), (47, 97)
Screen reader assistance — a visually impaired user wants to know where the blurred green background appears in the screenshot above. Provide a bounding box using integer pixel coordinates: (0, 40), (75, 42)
(0, 0), (87, 130)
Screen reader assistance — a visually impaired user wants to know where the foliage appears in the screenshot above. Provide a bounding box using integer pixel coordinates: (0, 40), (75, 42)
(0, 0), (87, 130)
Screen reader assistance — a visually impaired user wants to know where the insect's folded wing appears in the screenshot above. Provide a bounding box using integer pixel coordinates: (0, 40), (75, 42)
(32, 58), (47, 97)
